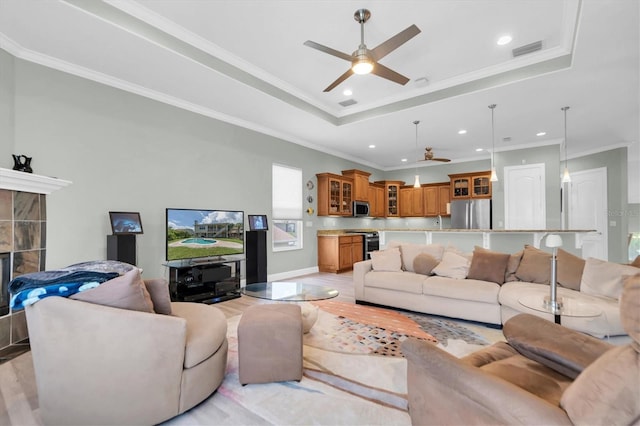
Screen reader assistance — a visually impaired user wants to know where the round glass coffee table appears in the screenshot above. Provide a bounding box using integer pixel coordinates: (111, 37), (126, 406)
(519, 295), (602, 324)
(242, 281), (339, 301)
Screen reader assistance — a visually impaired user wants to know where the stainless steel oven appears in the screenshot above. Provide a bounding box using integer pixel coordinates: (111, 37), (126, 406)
(345, 231), (379, 260)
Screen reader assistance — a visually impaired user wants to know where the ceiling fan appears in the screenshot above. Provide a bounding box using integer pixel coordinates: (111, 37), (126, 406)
(421, 147), (451, 163)
(304, 9), (421, 92)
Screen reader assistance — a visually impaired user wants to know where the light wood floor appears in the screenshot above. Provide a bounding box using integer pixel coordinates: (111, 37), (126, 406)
(0, 271), (503, 425)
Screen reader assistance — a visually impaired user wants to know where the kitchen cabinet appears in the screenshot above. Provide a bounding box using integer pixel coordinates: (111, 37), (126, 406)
(316, 173), (354, 216)
(375, 180), (404, 217)
(368, 183), (385, 218)
(317, 235), (364, 273)
(449, 171), (492, 199)
(342, 169), (371, 202)
(399, 186), (424, 217)
(423, 182), (451, 217)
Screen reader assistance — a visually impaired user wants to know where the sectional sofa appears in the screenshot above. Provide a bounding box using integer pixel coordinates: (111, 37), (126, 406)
(353, 241), (639, 342)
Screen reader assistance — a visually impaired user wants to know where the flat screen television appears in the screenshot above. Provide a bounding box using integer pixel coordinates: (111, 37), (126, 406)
(109, 212), (143, 235)
(248, 214), (268, 231)
(166, 208), (244, 262)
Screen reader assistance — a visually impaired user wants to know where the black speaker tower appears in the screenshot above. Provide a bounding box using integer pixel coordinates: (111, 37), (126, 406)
(246, 230), (267, 284)
(107, 234), (137, 265)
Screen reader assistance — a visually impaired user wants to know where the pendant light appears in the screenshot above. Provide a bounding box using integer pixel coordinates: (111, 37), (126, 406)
(561, 106), (571, 183)
(413, 120), (421, 188)
(488, 104), (498, 182)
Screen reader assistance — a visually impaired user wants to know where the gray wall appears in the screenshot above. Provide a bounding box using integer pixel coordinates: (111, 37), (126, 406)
(0, 50), (14, 168)
(9, 59), (381, 279)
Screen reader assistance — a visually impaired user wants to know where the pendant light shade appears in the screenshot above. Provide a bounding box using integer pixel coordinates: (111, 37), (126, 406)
(488, 104), (498, 182)
(413, 120), (421, 188)
(561, 106), (571, 183)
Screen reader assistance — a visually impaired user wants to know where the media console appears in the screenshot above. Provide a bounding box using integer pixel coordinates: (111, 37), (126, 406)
(165, 258), (242, 304)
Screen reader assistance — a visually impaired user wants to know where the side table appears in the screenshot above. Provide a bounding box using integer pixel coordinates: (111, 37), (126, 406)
(519, 295), (602, 325)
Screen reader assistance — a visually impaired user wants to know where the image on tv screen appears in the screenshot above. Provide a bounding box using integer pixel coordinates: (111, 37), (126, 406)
(166, 209), (244, 261)
(109, 212), (143, 235)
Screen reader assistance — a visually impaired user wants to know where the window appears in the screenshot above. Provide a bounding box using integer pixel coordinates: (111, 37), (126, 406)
(272, 164), (303, 252)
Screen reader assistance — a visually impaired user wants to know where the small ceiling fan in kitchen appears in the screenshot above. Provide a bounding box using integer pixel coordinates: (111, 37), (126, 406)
(304, 9), (421, 92)
(421, 147), (451, 163)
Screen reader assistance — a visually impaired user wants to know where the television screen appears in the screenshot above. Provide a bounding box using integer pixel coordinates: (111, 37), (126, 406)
(248, 214), (268, 231)
(109, 212), (143, 235)
(166, 208), (244, 262)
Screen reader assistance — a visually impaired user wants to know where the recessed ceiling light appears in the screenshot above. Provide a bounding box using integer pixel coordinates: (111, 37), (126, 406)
(536, 131), (546, 136)
(497, 35), (513, 46)
(401, 158), (408, 162)
(343, 89), (353, 96)
(476, 148), (484, 152)
(368, 144), (376, 149)
(458, 129), (467, 135)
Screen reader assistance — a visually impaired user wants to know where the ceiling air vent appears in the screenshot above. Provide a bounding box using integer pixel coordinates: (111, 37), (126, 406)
(512, 40), (543, 58)
(339, 99), (358, 107)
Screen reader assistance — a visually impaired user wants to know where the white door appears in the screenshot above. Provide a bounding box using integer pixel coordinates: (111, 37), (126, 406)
(504, 163), (546, 230)
(568, 168), (608, 260)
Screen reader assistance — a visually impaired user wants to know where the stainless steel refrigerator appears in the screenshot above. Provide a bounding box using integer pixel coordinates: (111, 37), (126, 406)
(450, 199), (492, 229)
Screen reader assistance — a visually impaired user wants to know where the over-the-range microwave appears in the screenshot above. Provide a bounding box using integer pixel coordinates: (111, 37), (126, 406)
(352, 201), (370, 217)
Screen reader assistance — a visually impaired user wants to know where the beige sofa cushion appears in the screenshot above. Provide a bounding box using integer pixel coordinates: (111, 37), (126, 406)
(423, 276), (500, 304)
(467, 246), (510, 285)
(432, 250), (470, 279)
(580, 257), (639, 300)
(144, 278), (173, 315)
(505, 249), (524, 282)
(70, 268), (154, 313)
(556, 249), (585, 291)
(398, 243), (444, 272)
(364, 271), (425, 294)
(515, 245), (551, 284)
(370, 247), (402, 271)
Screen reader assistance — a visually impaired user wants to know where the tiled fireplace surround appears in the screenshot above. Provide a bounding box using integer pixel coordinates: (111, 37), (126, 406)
(0, 168), (70, 351)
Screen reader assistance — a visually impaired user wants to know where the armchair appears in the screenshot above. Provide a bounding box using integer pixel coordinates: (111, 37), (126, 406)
(402, 273), (640, 425)
(26, 295), (228, 425)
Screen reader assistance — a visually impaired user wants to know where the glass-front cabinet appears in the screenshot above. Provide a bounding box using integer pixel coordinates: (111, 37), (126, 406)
(374, 180), (404, 217)
(449, 171), (492, 199)
(316, 173), (354, 216)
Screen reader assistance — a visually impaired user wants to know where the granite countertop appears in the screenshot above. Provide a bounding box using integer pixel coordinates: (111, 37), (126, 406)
(317, 228), (596, 235)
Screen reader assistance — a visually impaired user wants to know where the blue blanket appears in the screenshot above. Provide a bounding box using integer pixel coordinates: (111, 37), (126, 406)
(8, 260), (136, 310)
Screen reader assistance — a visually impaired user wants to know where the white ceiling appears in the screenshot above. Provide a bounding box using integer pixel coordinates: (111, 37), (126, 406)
(0, 0), (638, 170)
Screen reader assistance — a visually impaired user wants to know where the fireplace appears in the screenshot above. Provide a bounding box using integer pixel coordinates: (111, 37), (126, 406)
(0, 253), (9, 317)
(0, 168), (71, 351)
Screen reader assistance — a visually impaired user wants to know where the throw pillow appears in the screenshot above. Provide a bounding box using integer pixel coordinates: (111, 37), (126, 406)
(432, 250), (471, 280)
(70, 268), (154, 313)
(413, 253), (439, 275)
(143, 278), (173, 315)
(515, 245), (551, 284)
(505, 250), (524, 282)
(579, 257), (640, 300)
(556, 249), (586, 291)
(370, 247), (402, 272)
(399, 243), (444, 272)
(467, 246), (510, 284)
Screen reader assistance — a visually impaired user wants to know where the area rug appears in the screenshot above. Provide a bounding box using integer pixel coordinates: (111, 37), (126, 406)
(165, 303), (492, 425)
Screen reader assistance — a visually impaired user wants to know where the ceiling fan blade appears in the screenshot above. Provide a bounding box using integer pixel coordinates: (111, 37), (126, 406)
(323, 68), (355, 92)
(370, 62), (410, 85)
(370, 24), (421, 61)
(304, 40), (353, 62)
(433, 158), (452, 163)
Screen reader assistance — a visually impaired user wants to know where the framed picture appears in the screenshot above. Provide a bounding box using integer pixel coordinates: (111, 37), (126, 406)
(248, 214), (268, 231)
(109, 212), (143, 235)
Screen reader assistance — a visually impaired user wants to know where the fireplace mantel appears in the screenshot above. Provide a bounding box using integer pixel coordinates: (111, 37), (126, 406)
(0, 167), (71, 194)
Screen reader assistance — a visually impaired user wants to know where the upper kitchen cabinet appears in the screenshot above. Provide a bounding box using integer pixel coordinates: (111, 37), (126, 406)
(375, 180), (405, 217)
(342, 169), (371, 202)
(399, 186), (424, 217)
(316, 173), (354, 216)
(449, 171), (492, 199)
(368, 183), (385, 218)
(423, 182), (451, 217)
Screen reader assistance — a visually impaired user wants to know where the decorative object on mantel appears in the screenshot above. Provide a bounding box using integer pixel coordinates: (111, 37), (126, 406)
(561, 106), (571, 183)
(544, 234), (563, 311)
(12, 154), (33, 173)
(488, 104), (498, 182)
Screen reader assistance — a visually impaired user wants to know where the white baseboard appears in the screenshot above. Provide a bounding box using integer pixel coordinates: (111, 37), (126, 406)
(268, 266), (319, 282)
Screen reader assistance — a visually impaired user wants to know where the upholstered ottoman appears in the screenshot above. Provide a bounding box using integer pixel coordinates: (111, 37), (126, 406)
(238, 304), (303, 385)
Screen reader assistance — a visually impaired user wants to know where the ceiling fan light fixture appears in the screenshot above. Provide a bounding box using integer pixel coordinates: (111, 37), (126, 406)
(352, 53), (373, 74)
